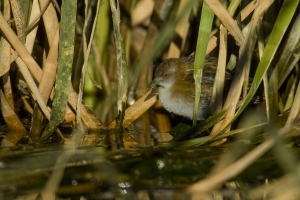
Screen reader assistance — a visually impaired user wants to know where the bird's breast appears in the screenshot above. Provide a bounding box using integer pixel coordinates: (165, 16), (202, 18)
(158, 87), (209, 120)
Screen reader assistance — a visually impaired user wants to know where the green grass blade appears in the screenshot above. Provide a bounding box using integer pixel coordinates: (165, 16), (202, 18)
(41, 0), (77, 140)
(110, 0), (129, 148)
(228, 0), (299, 131)
(193, 2), (214, 126)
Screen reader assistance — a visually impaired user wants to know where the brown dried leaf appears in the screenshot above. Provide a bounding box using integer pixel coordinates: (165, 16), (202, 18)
(108, 89), (158, 129)
(0, 90), (26, 146)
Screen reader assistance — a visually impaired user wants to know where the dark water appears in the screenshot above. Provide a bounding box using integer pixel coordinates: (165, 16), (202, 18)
(0, 144), (285, 199)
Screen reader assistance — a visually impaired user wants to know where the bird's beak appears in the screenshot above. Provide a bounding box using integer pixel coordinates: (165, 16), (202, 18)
(147, 78), (160, 89)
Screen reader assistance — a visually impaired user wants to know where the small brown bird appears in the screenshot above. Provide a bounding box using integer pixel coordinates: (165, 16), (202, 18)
(148, 55), (232, 120)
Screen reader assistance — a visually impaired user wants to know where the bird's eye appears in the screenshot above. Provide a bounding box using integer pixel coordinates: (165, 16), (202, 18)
(163, 73), (168, 78)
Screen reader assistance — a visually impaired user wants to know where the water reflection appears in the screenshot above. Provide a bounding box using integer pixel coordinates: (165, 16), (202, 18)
(0, 145), (286, 199)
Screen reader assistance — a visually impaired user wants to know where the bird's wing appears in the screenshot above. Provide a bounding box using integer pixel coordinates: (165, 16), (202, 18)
(184, 68), (195, 83)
